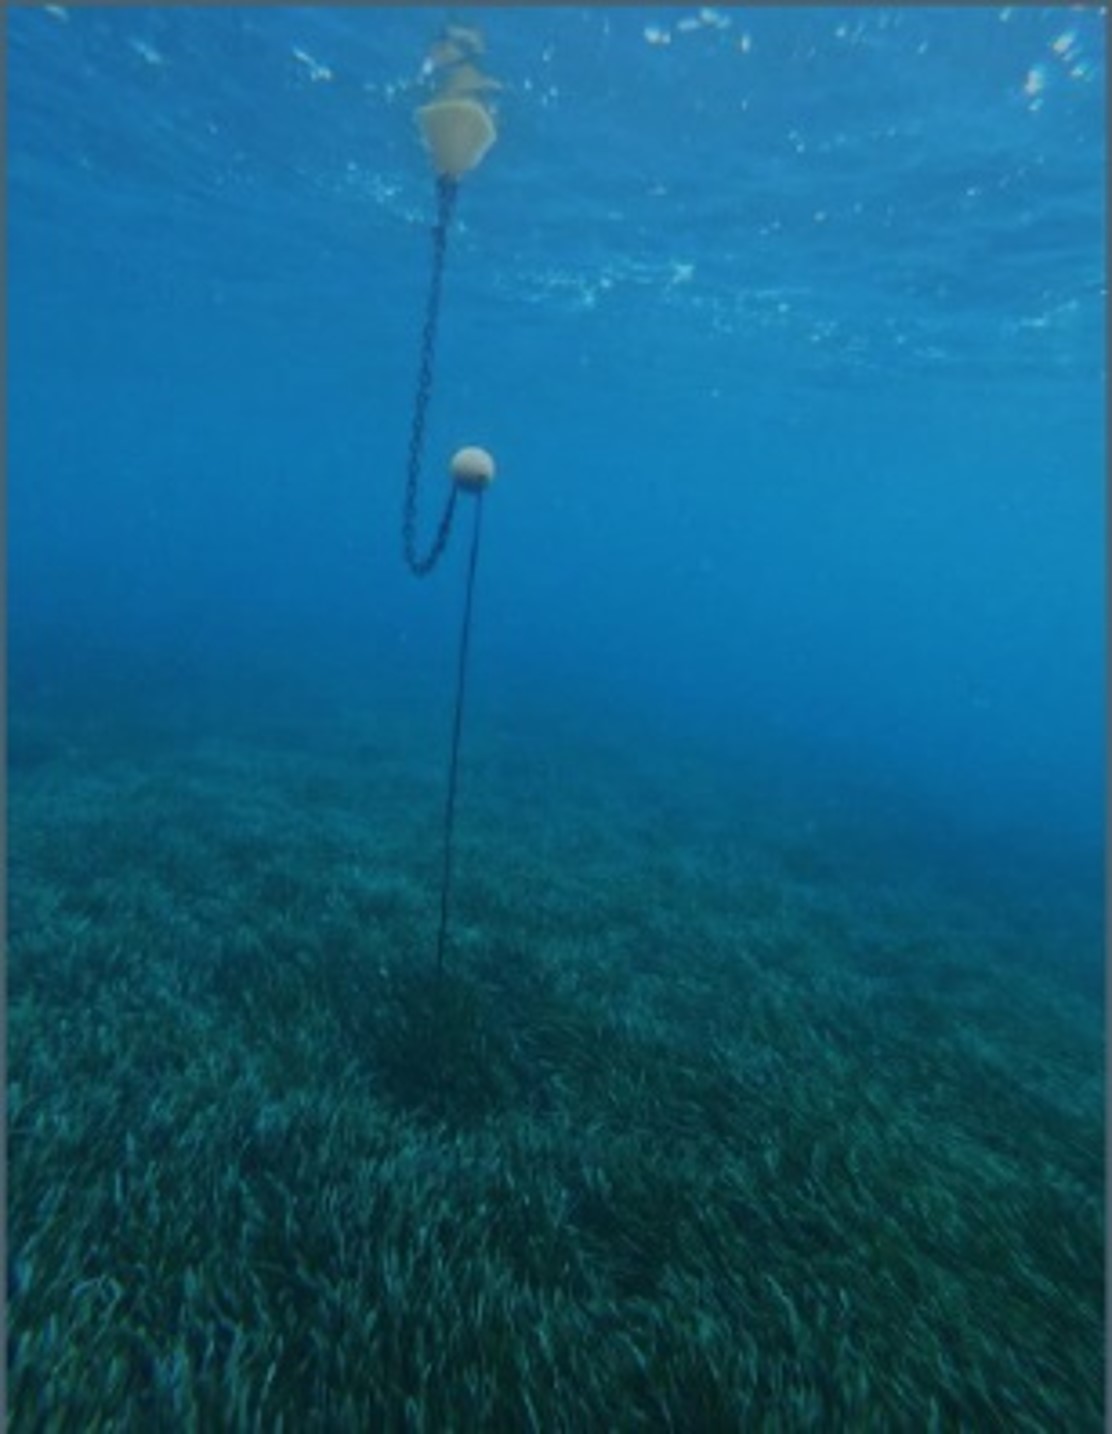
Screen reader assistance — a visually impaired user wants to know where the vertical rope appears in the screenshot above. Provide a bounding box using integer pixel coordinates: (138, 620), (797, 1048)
(400, 175), (487, 974)
(435, 491), (484, 974)
(403, 176), (460, 577)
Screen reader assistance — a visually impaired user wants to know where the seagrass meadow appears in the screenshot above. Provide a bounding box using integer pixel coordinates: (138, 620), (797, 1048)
(7, 685), (1103, 1431)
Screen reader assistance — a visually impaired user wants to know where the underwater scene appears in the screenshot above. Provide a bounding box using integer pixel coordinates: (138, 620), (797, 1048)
(7, 6), (1106, 1430)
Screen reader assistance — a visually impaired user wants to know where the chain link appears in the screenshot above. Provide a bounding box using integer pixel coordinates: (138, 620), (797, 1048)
(402, 177), (460, 577)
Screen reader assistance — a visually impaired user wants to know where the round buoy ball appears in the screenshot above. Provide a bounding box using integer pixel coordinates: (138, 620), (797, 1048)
(450, 445), (496, 491)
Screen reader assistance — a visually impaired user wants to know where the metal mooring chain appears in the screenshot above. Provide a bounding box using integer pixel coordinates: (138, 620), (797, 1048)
(402, 176), (461, 577)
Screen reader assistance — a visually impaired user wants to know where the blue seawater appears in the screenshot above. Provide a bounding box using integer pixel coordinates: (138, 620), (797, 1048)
(7, 7), (1106, 1430)
(11, 6), (1105, 862)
